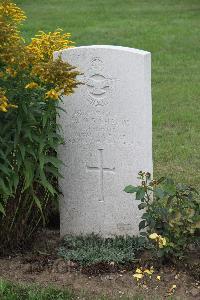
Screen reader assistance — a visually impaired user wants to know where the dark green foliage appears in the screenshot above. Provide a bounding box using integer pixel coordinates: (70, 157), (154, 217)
(58, 234), (149, 266)
(0, 76), (63, 251)
(124, 171), (200, 259)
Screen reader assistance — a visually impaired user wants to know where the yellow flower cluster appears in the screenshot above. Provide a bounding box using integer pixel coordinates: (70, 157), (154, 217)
(133, 266), (162, 284)
(25, 82), (39, 89)
(31, 58), (80, 98)
(0, 1), (80, 112)
(0, 0), (26, 23)
(149, 233), (167, 248)
(26, 30), (74, 63)
(133, 266), (154, 281)
(0, 23), (24, 65)
(45, 89), (59, 100)
(6, 67), (17, 77)
(0, 1), (25, 66)
(0, 89), (17, 112)
(25, 30), (79, 99)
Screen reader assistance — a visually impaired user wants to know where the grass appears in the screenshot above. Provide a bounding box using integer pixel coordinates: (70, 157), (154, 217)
(0, 280), (74, 300)
(0, 279), (146, 300)
(14, 0), (200, 188)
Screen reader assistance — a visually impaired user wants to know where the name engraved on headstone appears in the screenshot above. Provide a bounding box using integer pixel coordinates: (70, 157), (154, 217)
(65, 113), (131, 145)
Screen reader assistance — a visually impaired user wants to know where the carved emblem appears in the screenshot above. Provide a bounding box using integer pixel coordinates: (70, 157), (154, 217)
(84, 57), (113, 106)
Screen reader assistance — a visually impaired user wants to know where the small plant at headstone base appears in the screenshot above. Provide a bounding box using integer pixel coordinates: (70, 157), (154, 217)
(124, 171), (200, 261)
(58, 234), (150, 269)
(0, 1), (80, 252)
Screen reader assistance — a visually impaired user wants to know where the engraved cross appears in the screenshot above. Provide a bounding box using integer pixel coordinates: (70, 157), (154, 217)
(86, 149), (115, 202)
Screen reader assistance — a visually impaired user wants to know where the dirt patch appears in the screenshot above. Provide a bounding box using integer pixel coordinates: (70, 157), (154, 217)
(0, 230), (199, 299)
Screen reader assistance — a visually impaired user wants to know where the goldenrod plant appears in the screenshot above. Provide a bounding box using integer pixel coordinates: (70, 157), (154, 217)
(0, 0), (80, 251)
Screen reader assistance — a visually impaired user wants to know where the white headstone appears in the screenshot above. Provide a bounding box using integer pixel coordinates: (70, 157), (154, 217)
(55, 45), (152, 237)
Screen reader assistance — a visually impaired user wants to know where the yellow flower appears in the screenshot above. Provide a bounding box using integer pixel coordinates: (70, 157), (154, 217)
(172, 285), (176, 289)
(156, 275), (161, 281)
(149, 233), (167, 248)
(135, 268), (143, 274)
(168, 284), (177, 295)
(45, 89), (59, 100)
(8, 103), (18, 108)
(25, 82), (39, 89)
(0, 91), (8, 112)
(6, 67), (17, 77)
(26, 29), (74, 63)
(133, 273), (143, 281)
(0, 1), (26, 66)
(144, 268), (154, 275)
(133, 265), (155, 281)
(30, 58), (80, 96)
(149, 233), (159, 240)
(0, 1), (26, 23)
(0, 89), (17, 112)
(158, 236), (167, 248)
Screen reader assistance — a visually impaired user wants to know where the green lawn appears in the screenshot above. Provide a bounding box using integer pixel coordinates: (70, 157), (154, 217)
(15, 0), (200, 187)
(0, 280), (74, 300)
(0, 280), (145, 300)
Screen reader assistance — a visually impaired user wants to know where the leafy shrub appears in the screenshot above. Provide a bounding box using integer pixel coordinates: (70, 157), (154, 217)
(0, 1), (80, 251)
(58, 234), (149, 266)
(124, 171), (200, 259)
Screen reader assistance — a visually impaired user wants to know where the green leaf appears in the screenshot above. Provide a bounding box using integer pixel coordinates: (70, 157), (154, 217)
(163, 183), (176, 196)
(39, 155), (45, 170)
(45, 165), (63, 178)
(39, 170), (56, 195)
(42, 112), (49, 128)
(39, 141), (45, 154)
(0, 163), (11, 176)
(141, 212), (148, 220)
(33, 193), (43, 215)
(26, 147), (37, 160)
(136, 188), (145, 200)
(0, 202), (6, 215)
(0, 178), (11, 195)
(44, 156), (62, 167)
(124, 185), (138, 194)
(13, 173), (19, 190)
(138, 203), (147, 210)
(17, 117), (22, 134)
(19, 143), (25, 160)
(154, 188), (165, 199)
(23, 161), (35, 191)
(139, 220), (146, 230)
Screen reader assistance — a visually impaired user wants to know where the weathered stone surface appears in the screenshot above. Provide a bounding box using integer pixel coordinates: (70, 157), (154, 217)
(55, 45), (152, 237)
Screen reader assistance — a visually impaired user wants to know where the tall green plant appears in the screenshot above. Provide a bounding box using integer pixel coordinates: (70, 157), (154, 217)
(0, 1), (80, 251)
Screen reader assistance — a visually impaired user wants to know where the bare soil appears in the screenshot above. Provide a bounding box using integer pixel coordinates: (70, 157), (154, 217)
(0, 230), (199, 300)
